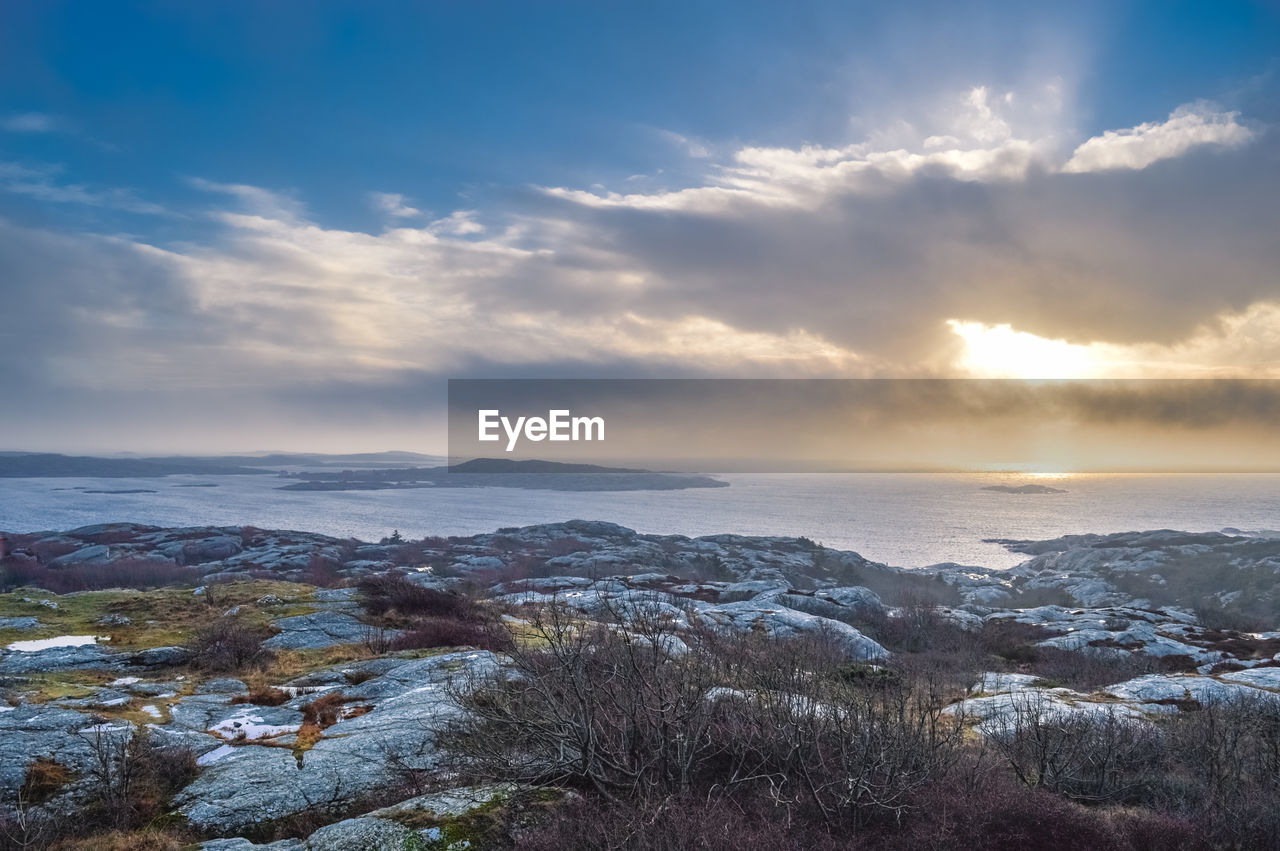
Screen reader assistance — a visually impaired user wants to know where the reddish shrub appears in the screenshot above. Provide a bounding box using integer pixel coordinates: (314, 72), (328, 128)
(29, 539), (80, 563)
(545, 537), (592, 557)
(301, 692), (366, 729)
(73, 528), (147, 546)
(190, 617), (273, 672)
(305, 554), (345, 588)
(231, 687), (290, 707)
(358, 574), (480, 619)
(391, 617), (509, 652)
(0, 557), (201, 593)
(515, 790), (844, 851)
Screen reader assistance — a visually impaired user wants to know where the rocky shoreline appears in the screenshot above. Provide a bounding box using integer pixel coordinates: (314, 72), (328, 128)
(3, 521), (1280, 847)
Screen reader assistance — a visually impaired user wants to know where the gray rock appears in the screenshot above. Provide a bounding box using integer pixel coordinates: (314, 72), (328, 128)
(133, 646), (191, 667)
(820, 586), (886, 612)
(197, 678), (248, 695)
(175, 650), (501, 834)
(181, 536), (243, 564)
(50, 544), (111, 566)
(303, 816), (416, 850)
(304, 785), (515, 850)
(697, 601), (888, 660)
(0, 617), (40, 631)
(0, 644), (117, 675)
(263, 612), (386, 651)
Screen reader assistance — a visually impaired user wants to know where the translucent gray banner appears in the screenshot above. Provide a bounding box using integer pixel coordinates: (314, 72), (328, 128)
(447, 378), (1280, 473)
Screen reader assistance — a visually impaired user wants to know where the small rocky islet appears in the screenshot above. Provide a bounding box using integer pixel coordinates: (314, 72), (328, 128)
(3, 521), (1280, 847)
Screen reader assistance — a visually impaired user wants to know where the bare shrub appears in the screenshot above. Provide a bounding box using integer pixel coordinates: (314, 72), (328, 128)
(884, 773), (1207, 851)
(304, 554), (344, 588)
(357, 574), (478, 620)
(1155, 692), (1280, 845)
(515, 789), (844, 851)
(444, 602), (966, 832)
(189, 616), (274, 673)
(231, 686), (290, 707)
(0, 558), (200, 593)
(360, 625), (393, 654)
(1023, 646), (1156, 691)
(80, 726), (198, 832)
(990, 695), (1162, 803)
(390, 617), (509, 652)
(301, 692), (366, 729)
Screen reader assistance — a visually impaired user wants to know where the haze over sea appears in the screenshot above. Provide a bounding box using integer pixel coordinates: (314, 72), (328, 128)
(3, 472), (1277, 571)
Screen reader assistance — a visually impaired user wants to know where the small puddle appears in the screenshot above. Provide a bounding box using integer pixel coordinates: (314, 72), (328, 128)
(6, 635), (107, 652)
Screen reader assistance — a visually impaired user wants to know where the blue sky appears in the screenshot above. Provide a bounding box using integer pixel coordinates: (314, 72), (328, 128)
(4, 1), (1275, 234)
(1, 1), (1279, 451)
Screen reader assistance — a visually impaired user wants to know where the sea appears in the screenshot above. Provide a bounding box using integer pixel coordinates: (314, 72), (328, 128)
(2, 472), (1278, 571)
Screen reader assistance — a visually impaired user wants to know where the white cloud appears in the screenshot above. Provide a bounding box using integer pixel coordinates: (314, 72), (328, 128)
(3, 86), (1275, 420)
(658, 129), (711, 158)
(188, 177), (305, 220)
(1, 112), (66, 133)
(0, 159), (165, 214)
(1062, 104), (1253, 173)
(428, 210), (484, 235)
(368, 191), (422, 218)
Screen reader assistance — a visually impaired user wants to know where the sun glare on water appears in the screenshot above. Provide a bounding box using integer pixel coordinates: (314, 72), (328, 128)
(948, 320), (1107, 379)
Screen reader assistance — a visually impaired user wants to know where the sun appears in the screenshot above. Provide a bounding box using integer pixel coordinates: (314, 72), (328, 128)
(947, 320), (1106, 379)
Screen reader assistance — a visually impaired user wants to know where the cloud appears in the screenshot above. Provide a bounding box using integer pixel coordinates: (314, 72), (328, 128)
(657, 129), (711, 158)
(428, 210), (483, 235)
(3, 85), (1279, 451)
(1, 112), (68, 133)
(187, 177), (304, 220)
(1062, 103), (1253, 173)
(368, 191), (422, 218)
(0, 160), (166, 214)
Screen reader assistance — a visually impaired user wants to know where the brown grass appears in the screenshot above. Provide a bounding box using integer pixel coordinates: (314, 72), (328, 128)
(231, 686), (290, 707)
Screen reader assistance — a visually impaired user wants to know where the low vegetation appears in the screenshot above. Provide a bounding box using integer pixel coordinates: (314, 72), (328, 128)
(427, 603), (1280, 849)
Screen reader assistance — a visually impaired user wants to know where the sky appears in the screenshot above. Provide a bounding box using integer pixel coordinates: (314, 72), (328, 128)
(1, 0), (1279, 454)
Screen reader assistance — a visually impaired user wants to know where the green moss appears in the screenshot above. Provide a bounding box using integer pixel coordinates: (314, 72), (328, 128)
(0, 580), (318, 652)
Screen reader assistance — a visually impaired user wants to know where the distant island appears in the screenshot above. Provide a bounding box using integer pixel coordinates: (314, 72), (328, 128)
(982, 483), (1067, 494)
(278, 458), (729, 492)
(0, 453), (274, 478)
(0, 451), (443, 478)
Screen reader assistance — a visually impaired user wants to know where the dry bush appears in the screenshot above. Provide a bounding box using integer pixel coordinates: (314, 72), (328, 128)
(27, 540), (79, 564)
(304, 554), (344, 588)
(883, 774), (1208, 851)
(990, 696), (1163, 803)
(357, 574), (479, 620)
(80, 726), (198, 832)
(47, 827), (195, 851)
(0, 558), (200, 593)
(19, 759), (71, 806)
(544, 537), (592, 557)
(1022, 646), (1156, 692)
(300, 692), (366, 728)
(1153, 692), (1280, 846)
(231, 686), (290, 707)
(189, 616), (274, 673)
(515, 790), (845, 851)
(443, 603), (967, 832)
(390, 617), (509, 652)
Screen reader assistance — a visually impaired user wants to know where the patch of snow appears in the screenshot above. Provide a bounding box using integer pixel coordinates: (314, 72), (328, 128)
(208, 713), (300, 741)
(79, 723), (129, 734)
(196, 744), (237, 766)
(7, 634), (106, 652)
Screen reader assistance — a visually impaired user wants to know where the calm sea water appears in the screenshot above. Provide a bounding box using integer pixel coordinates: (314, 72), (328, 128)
(2, 473), (1277, 570)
